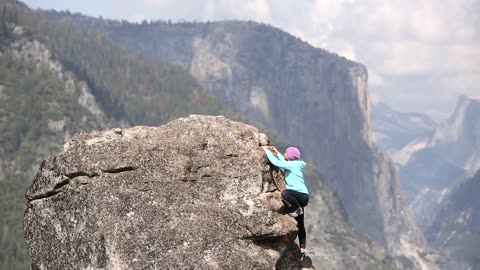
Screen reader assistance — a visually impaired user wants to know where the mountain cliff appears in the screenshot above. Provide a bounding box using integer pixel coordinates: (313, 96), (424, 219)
(44, 13), (426, 255)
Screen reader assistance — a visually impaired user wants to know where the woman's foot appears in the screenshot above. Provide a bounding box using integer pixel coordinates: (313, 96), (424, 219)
(300, 248), (307, 260)
(288, 207), (303, 217)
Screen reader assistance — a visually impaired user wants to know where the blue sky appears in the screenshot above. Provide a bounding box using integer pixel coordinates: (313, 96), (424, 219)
(23, 0), (480, 121)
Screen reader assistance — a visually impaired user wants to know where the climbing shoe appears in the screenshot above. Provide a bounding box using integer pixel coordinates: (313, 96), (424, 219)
(288, 207), (303, 218)
(300, 249), (307, 261)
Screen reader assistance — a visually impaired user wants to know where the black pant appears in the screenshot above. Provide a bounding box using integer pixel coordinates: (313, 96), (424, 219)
(282, 189), (309, 248)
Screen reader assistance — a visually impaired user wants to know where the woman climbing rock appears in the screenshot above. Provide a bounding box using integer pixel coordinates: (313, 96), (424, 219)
(263, 145), (309, 258)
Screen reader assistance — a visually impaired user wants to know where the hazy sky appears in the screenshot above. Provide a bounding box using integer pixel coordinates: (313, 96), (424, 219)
(24, 0), (480, 121)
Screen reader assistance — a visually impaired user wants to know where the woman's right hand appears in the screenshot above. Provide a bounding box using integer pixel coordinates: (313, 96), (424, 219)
(269, 146), (279, 154)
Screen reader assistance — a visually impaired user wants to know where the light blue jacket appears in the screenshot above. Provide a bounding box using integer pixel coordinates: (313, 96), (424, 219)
(265, 150), (308, 194)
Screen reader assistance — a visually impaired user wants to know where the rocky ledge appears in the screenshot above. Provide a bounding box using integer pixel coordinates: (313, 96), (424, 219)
(24, 115), (313, 269)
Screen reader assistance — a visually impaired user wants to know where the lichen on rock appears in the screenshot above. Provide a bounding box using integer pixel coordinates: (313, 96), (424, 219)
(24, 115), (313, 269)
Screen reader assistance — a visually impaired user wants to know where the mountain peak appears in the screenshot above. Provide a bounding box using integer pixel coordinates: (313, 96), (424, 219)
(453, 95), (480, 117)
(443, 95), (480, 133)
(458, 94), (480, 102)
(455, 95), (480, 110)
(427, 95), (480, 172)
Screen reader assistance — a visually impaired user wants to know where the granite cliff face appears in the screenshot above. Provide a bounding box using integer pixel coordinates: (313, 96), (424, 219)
(73, 20), (425, 253)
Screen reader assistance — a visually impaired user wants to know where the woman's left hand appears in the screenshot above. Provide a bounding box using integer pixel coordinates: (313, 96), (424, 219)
(269, 146), (279, 154)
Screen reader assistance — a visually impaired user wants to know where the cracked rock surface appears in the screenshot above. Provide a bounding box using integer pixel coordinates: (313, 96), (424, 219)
(24, 115), (312, 269)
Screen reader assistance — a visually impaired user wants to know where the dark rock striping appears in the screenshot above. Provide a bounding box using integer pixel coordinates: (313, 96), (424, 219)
(24, 115), (314, 269)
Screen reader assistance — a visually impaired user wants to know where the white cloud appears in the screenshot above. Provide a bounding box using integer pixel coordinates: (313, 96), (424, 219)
(143, 0), (273, 22)
(246, 0), (271, 20)
(378, 41), (434, 76)
(409, 0), (478, 42)
(447, 72), (480, 95)
(368, 70), (385, 86)
(370, 91), (381, 104)
(335, 43), (357, 61)
(446, 44), (480, 72)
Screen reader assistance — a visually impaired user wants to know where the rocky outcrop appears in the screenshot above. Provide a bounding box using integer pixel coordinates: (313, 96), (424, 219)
(24, 116), (314, 269)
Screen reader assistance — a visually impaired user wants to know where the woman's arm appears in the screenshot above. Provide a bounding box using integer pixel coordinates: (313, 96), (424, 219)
(265, 150), (292, 170)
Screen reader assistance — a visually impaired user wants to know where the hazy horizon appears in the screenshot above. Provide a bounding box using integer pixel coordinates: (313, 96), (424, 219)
(23, 0), (480, 122)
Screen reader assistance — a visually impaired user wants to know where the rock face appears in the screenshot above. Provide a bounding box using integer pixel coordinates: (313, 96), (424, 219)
(24, 115), (313, 269)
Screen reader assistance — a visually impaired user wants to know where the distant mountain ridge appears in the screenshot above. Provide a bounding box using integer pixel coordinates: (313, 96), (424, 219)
(372, 102), (437, 161)
(400, 96), (480, 179)
(400, 96), (480, 228)
(372, 96), (480, 270)
(372, 98), (480, 270)
(372, 97), (480, 229)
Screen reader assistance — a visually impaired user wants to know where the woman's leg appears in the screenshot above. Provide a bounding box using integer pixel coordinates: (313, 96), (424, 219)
(281, 189), (300, 211)
(295, 213), (306, 249)
(292, 191), (308, 249)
